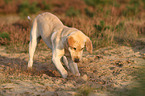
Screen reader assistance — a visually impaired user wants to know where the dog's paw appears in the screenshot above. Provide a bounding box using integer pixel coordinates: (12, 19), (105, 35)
(27, 66), (32, 70)
(61, 71), (68, 78)
(75, 73), (80, 77)
(28, 60), (33, 68)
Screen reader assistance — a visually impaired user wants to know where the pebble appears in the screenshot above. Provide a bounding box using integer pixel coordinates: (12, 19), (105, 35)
(81, 74), (88, 81)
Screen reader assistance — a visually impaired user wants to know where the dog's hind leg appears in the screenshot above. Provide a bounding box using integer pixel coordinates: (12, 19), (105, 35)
(28, 20), (39, 69)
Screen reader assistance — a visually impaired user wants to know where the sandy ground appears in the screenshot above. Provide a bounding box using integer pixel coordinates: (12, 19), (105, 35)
(0, 40), (145, 96)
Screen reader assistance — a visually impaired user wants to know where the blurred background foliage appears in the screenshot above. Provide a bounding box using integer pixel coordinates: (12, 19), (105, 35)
(0, 0), (144, 49)
(0, 0), (144, 17)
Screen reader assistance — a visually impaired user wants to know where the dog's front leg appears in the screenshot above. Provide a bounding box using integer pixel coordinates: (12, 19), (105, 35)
(62, 56), (70, 70)
(67, 57), (80, 76)
(52, 56), (68, 78)
(52, 50), (68, 78)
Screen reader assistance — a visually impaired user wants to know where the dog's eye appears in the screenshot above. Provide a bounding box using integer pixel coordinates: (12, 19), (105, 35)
(70, 47), (76, 50)
(73, 48), (76, 50)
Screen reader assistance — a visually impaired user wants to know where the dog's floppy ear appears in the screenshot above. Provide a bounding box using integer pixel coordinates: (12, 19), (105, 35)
(67, 36), (75, 47)
(62, 36), (74, 48)
(85, 36), (93, 54)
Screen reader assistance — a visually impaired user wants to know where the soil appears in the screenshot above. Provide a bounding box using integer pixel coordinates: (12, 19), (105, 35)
(0, 39), (145, 96)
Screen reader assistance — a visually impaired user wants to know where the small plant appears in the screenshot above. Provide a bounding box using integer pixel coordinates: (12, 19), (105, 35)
(114, 21), (138, 44)
(18, 1), (40, 17)
(115, 22), (124, 29)
(84, 8), (94, 18)
(94, 20), (110, 32)
(84, 0), (113, 7)
(66, 7), (80, 17)
(0, 32), (10, 45)
(123, 5), (139, 16)
(42, 0), (52, 10)
(122, 0), (141, 17)
(0, 32), (10, 40)
(4, 0), (12, 4)
(84, 0), (101, 7)
(93, 20), (115, 48)
(76, 85), (94, 96)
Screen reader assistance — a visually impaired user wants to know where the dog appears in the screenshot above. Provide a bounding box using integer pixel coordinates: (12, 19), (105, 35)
(28, 12), (93, 78)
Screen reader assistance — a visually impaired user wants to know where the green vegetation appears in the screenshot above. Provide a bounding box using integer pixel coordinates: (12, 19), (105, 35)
(4, 0), (12, 4)
(0, 32), (10, 45)
(66, 7), (80, 17)
(0, 0), (144, 50)
(84, 0), (113, 7)
(94, 20), (110, 32)
(84, 8), (94, 18)
(41, 1), (52, 10)
(0, 32), (10, 40)
(76, 85), (95, 96)
(18, 1), (40, 17)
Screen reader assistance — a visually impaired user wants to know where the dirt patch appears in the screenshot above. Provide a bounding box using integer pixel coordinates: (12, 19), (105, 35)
(0, 44), (145, 95)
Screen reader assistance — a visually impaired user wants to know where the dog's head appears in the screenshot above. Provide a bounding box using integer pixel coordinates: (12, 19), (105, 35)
(66, 32), (93, 63)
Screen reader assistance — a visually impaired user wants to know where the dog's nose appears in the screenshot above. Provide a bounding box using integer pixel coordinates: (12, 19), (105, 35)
(74, 58), (80, 63)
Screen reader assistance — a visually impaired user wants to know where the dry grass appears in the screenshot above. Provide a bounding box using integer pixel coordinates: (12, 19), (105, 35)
(76, 85), (95, 96)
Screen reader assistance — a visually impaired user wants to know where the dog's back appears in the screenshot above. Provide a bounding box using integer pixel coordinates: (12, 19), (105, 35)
(36, 12), (63, 36)
(31, 12), (64, 48)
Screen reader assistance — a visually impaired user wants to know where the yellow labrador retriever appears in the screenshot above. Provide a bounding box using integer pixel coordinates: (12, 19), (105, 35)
(28, 12), (93, 78)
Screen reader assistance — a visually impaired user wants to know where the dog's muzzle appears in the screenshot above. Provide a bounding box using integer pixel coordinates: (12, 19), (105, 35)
(74, 58), (80, 63)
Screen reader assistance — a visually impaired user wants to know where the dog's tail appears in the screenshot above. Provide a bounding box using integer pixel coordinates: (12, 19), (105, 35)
(27, 16), (33, 26)
(27, 16), (31, 21)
